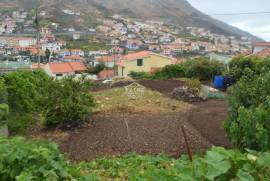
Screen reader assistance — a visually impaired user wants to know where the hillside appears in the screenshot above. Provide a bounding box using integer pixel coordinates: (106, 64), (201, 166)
(0, 0), (262, 40)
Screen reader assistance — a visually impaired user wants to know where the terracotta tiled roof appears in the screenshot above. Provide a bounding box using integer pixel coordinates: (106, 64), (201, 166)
(96, 55), (122, 63)
(68, 62), (87, 71)
(252, 47), (270, 58)
(253, 42), (270, 47)
(122, 51), (151, 61)
(48, 62), (87, 74)
(98, 70), (115, 80)
(32, 63), (45, 69)
(63, 55), (85, 60)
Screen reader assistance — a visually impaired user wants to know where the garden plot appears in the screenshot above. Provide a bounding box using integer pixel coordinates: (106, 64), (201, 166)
(30, 83), (230, 162)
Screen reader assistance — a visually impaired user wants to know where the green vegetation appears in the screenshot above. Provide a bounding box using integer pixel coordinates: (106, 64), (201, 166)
(225, 71), (270, 151)
(44, 76), (95, 128)
(0, 137), (80, 180)
(164, 57), (224, 81)
(59, 35), (111, 52)
(128, 71), (155, 80)
(0, 78), (8, 126)
(129, 58), (225, 81)
(1, 137), (270, 181)
(184, 78), (201, 91)
(2, 70), (95, 133)
(3, 70), (52, 133)
(226, 56), (270, 81)
(88, 63), (107, 74)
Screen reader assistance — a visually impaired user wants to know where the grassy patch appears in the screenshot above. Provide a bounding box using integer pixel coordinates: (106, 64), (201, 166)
(94, 87), (192, 114)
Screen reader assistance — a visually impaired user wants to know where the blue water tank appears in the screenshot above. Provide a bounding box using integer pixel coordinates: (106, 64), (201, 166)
(214, 76), (224, 89)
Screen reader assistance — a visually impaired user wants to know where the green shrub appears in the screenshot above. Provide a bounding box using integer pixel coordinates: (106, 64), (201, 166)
(1, 137), (270, 181)
(3, 70), (52, 133)
(184, 58), (225, 81)
(0, 137), (79, 180)
(225, 72), (270, 151)
(226, 56), (270, 81)
(154, 64), (186, 79)
(44, 76), (95, 128)
(2, 71), (95, 133)
(228, 99), (270, 151)
(129, 71), (153, 80)
(0, 78), (8, 126)
(81, 147), (270, 181)
(152, 58), (225, 81)
(184, 78), (201, 91)
(88, 63), (107, 74)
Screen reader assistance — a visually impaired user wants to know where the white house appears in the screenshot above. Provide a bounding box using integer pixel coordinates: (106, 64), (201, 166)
(18, 38), (36, 47)
(41, 43), (61, 53)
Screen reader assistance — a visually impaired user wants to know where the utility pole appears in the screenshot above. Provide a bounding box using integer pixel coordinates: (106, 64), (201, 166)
(35, 5), (41, 68)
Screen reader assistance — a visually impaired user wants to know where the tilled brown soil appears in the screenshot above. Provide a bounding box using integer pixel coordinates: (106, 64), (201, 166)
(32, 100), (229, 162)
(56, 112), (212, 161)
(139, 80), (184, 95)
(188, 100), (231, 148)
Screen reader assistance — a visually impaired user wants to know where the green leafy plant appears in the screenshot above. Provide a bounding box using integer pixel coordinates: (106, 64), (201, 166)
(184, 78), (201, 92)
(0, 78), (8, 126)
(225, 71), (270, 151)
(0, 137), (80, 180)
(43, 76), (95, 128)
(80, 147), (270, 181)
(2, 70), (95, 133)
(154, 63), (186, 79)
(3, 70), (52, 133)
(152, 58), (224, 81)
(226, 56), (270, 81)
(1, 137), (270, 181)
(88, 63), (107, 74)
(129, 71), (153, 80)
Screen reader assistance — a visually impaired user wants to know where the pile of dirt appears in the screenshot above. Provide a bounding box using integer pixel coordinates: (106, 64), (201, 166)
(172, 86), (203, 102)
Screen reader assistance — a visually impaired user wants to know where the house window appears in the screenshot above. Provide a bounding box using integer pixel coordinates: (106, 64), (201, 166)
(137, 59), (143, 66)
(56, 74), (63, 77)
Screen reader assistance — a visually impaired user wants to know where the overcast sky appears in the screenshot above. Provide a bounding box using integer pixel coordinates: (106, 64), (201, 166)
(187, 0), (270, 41)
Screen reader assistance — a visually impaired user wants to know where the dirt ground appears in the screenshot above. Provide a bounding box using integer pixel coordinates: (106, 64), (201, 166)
(29, 80), (230, 162)
(139, 80), (184, 95)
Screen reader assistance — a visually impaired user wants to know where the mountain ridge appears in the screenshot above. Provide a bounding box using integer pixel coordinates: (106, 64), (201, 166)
(0, 0), (263, 41)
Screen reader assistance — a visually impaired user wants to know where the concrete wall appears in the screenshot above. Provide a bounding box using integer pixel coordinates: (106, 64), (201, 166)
(118, 54), (173, 76)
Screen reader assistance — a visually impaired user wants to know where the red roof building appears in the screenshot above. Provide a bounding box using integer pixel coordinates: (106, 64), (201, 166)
(98, 70), (116, 80)
(44, 61), (87, 78)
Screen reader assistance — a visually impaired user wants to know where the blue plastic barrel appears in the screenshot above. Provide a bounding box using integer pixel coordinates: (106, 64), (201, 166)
(214, 76), (224, 89)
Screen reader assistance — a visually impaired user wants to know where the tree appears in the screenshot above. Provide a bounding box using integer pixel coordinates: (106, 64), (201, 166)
(225, 72), (270, 151)
(0, 78), (8, 126)
(44, 76), (95, 128)
(45, 48), (51, 62)
(88, 63), (107, 74)
(3, 70), (52, 133)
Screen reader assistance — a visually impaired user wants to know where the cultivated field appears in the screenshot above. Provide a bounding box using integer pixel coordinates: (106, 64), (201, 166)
(29, 80), (230, 162)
